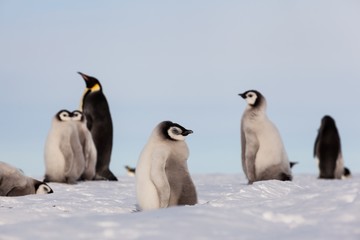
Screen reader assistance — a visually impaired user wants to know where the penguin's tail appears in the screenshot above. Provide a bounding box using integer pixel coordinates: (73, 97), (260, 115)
(280, 172), (292, 181)
(94, 169), (118, 181)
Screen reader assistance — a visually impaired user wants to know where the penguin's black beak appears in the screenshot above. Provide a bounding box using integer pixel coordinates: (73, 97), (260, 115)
(182, 129), (193, 136)
(238, 93), (247, 99)
(78, 72), (95, 89)
(78, 72), (89, 81)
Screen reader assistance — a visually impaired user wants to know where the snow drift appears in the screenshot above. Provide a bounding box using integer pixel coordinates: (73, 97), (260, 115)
(0, 174), (359, 239)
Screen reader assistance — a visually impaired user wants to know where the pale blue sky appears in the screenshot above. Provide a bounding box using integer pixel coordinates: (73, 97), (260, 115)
(1, 1), (360, 177)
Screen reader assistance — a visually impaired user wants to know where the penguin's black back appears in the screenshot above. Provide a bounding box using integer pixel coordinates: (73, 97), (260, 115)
(314, 116), (341, 179)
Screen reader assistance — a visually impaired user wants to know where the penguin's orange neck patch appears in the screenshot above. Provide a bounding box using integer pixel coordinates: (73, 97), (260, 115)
(90, 83), (101, 92)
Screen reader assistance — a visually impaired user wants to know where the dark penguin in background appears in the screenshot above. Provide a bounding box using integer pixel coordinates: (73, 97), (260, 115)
(314, 115), (344, 179)
(78, 72), (117, 181)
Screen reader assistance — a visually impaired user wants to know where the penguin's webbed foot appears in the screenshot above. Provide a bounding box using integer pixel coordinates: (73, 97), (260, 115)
(93, 174), (108, 181)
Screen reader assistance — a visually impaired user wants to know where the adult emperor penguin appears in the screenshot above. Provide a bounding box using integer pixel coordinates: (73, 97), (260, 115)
(0, 162), (53, 196)
(44, 110), (85, 184)
(239, 90), (292, 184)
(78, 72), (117, 181)
(72, 110), (97, 180)
(314, 115), (344, 179)
(136, 121), (197, 211)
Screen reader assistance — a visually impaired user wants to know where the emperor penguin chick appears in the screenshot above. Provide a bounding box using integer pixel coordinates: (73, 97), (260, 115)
(78, 72), (117, 181)
(124, 165), (136, 177)
(314, 115), (344, 179)
(239, 90), (292, 184)
(0, 161), (53, 196)
(136, 121), (197, 211)
(44, 110), (85, 184)
(72, 110), (97, 180)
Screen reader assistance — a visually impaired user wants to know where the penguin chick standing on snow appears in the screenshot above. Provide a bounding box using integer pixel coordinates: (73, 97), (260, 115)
(314, 115), (345, 179)
(44, 110), (85, 184)
(136, 121), (197, 211)
(78, 72), (117, 181)
(0, 161), (53, 196)
(72, 110), (97, 180)
(239, 90), (292, 184)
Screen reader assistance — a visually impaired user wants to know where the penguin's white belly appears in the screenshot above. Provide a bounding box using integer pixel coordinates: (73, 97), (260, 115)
(44, 140), (66, 180)
(136, 146), (160, 210)
(255, 123), (288, 176)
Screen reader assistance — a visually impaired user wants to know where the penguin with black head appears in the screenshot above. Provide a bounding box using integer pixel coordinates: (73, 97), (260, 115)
(314, 115), (345, 179)
(78, 72), (117, 181)
(239, 90), (292, 184)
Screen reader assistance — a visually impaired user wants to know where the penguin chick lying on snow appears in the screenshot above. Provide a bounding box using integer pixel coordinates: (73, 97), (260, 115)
(125, 165), (136, 177)
(0, 161), (53, 196)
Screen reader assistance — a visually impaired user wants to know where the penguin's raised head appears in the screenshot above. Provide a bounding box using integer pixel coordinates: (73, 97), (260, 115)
(321, 115), (336, 126)
(239, 90), (263, 107)
(160, 121), (193, 141)
(78, 72), (102, 92)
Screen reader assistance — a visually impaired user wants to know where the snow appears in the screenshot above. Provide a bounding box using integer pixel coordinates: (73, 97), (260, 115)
(1, 174), (359, 240)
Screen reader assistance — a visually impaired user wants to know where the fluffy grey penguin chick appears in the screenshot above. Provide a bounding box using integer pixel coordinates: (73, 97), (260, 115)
(125, 165), (136, 177)
(0, 161), (53, 196)
(136, 121), (197, 211)
(239, 90), (292, 184)
(71, 110), (97, 180)
(44, 110), (85, 184)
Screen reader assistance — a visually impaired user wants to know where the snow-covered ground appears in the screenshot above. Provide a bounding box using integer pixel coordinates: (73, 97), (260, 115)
(1, 174), (359, 240)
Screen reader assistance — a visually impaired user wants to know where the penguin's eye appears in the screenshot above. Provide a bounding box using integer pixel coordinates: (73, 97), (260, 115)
(248, 94), (253, 98)
(172, 128), (181, 135)
(71, 112), (84, 121)
(58, 111), (72, 121)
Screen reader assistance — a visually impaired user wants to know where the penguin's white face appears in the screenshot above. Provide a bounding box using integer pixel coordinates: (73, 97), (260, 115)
(72, 111), (83, 121)
(57, 111), (72, 122)
(245, 91), (258, 106)
(168, 126), (187, 141)
(161, 121), (193, 141)
(35, 184), (53, 194)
